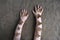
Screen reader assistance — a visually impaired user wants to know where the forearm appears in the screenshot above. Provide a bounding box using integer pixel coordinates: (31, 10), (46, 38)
(33, 5), (43, 40)
(34, 17), (42, 40)
(13, 9), (29, 40)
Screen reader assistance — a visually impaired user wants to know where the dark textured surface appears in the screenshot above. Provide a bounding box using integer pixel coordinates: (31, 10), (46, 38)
(0, 0), (60, 40)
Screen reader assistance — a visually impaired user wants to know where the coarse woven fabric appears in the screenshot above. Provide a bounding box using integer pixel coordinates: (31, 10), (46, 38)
(0, 0), (60, 40)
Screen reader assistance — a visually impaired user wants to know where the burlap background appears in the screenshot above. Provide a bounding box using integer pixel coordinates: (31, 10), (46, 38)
(0, 0), (60, 40)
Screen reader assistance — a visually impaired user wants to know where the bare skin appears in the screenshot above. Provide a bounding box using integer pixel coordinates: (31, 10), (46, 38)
(33, 5), (43, 40)
(13, 9), (29, 40)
